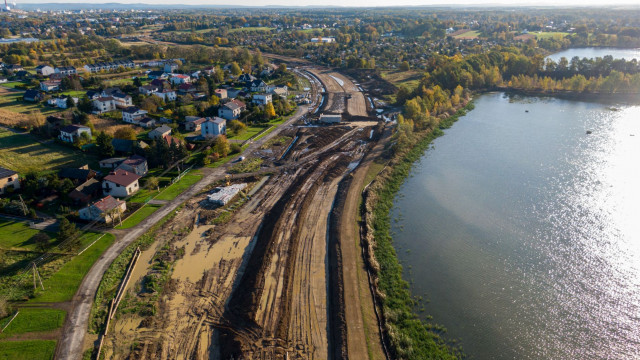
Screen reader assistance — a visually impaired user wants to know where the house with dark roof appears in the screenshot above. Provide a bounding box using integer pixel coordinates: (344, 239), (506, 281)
(68, 178), (102, 204)
(138, 117), (157, 129)
(148, 125), (172, 140)
(201, 117), (226, 137)
(185, 117), (206, 132)
(79, 195), (126, 224)
(92, 97), (116, 114)
(23, 89), (44, 102)
(111, 139), (148, 154)
(238, 73), (257, 83)
(148, 71), (168, 80)
(0, 167), (20, 195)
(250, 80), (268, 93)
(46, 116), (66, 134)
(59, 125), (92, 143)
(122, 107), (148, 124)
(115, 155), (148, 176)
(59, 167), (97, 185)
(218, 99), (246, 120)
(139, 84), (159, 95)
(55, 66), (77, 75)
(99, 157), (126, 169)
(102, 169), (141, 197)
(86, 90), (101, 100)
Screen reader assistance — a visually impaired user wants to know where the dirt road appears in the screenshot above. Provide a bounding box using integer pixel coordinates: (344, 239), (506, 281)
(308, 68), (369, 118)
(55, 106), (308, 360)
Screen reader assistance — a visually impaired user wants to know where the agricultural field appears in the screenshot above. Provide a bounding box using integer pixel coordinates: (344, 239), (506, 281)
(381, 69), (423, 91)
(0, 128), (98, 174)
(0, 340), (56, 360)
(535, 31), (571, 39)
(0, 309), (66, 339)
(453, 30), (481, 39)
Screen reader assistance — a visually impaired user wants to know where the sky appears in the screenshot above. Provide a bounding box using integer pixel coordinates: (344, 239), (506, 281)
(13, 0), (640, 6)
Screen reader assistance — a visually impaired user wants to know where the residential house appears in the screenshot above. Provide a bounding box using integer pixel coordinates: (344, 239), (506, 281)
(0, 167), (20, 195)
(36, 65), (55, 76)
(122, 107), (148, 124)
(270, 86), (289, 98)
(150, 79), (170, 88)
(86, 90), (101, 100)
(214, 88), (227, 99)
(23, 89), (44, 102)
(238, 73), (257, 83)
(48, 96), (78, 109)
(170, 74), (191, 85)
(99, 157), (126, 170)
(115, 155), (148, 176)
(201, 117), (226, 137)
(84, 60), (135, 73)
(164, 62), (179, 73)
(55, 66), (77, 75)
(148, 71), (168, 80)
(79, 195), (126, 223)
(139, 84), (159, 95)
(59, 167), (97, 185)
(250, 80), (268, 93)
(148, 125), (172, 140)
(111, 139), (148, 154)
(203, 66), (216, 75)
(45, 116), (66, 134)
(162, 135), (183, 147)
(6, 64), (23, 72)
(138, 117), (156, 129)
(218, 99), (246, 120)
(58, 124), (92, 143)
(92, 97), (116, 114)
(185, 117), (206, 132)
(112, 92), (133, 108)
(154, 89), (177, 102)
(40, 80), (61, 92)
(102, 169), (141, 197)
(252, 93), (272, 105)
(68, 178), (102, 204)
(177, 84), (197, 94)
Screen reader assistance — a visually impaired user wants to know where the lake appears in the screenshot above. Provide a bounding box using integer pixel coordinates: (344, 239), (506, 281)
(547, 47), (640, 62)
(391, 93), (640, 359)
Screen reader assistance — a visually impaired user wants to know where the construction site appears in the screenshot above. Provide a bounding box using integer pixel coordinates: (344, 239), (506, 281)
(98, 67), (389, 360)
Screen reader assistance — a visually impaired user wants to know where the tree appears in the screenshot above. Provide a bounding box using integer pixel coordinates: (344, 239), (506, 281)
(58, 217), (79, 247)
(213, 135), (230, 158)
(146, 176), (160, 192)
(400, 61), (410, 71)
(66, 97), (75, 109)
(230, 62), (242, 76)
(113, 127), (137, 140)
(31, 232), (51, 252)
(228, 119), (247, 136)
(96, 131), (114, 157)
(264, 102), (276, 119)
(78, 96), (93, 113)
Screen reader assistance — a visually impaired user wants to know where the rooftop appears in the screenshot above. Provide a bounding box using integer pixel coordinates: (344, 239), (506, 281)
(103, 169), (141, 187)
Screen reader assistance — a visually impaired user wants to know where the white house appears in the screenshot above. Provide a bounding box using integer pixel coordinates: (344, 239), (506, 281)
(112, 92), (133, 108)
(310, 37), (336, 43)
(102, 169), (141, 198)
(164, 62), (179, 73)
(48, 96), (78, 109)
(218, 100), (246, 120)
(201, 117), (226, 137)
(40, 80), (61, 92)
(154, 89), (177, 102)
(122, 107), (148, 124)
(138, 117), (157, 129)
(252, 93), (272, 105)
(92, 97), (116, 114)
(249, 80), (268, 93)
(59, 124), (92, 143)
(139, 84), (159, 95)
(36, 65), (55, 76)
(170, 74), (191, 85)
(55, 66), (77, 75)
(0, 167), (20, 195)
(78, 195), (126, 224)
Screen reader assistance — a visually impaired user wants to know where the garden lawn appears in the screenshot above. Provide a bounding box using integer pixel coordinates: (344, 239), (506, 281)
(29, 233), (114, 303)
(535, 31), (570, 39)
(0, 128), (98, 174)
(0, 309), (65, 339)
(0, 82), (26, 89)
(115, 204), (161, 229)
(0, 91), (61, 115)
(155, 173), (203, 201)
(0, 220), (57, 251)
(0, 340), (56, 360)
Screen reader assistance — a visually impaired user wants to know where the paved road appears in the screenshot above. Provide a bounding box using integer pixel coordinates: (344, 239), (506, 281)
(55, 106), (307, 360)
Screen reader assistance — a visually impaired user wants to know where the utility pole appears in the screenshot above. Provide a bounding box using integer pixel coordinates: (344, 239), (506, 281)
(18, 195), (28, 216)
(32, 262), (44, 290)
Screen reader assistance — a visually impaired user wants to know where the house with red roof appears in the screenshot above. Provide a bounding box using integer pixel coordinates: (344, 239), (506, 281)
(102, 169), (141, 198)
(78, 195), (126, 224)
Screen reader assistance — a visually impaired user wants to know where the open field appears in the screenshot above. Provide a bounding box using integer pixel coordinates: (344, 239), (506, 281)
(535, 31), (571, 39)
(0, 309), (66, 339)
(90, 115), (142, 137)
(0, 128), (98, 174)
(0, 340), (56, 360)
(381, 69), (423, 91)
(30, 233), (115, 302)
(453, 30), (481, 39)
(0, 221), (57, 251)
(155, 173), (203, 201)
(228, 26), (275, 33)
(115, 205), (162, 229)
(0, 89), (62, 115)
